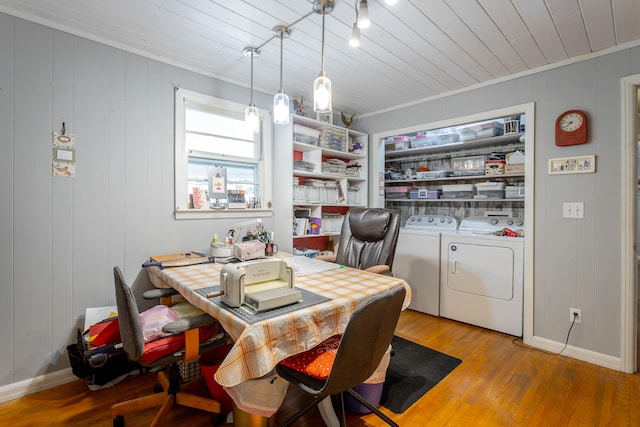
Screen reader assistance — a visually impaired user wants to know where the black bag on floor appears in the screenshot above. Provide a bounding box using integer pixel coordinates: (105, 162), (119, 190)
(66, 328), (141, 388)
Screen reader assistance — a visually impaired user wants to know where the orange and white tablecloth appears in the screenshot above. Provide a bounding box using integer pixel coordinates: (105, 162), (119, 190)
(147, 254), (411, 388)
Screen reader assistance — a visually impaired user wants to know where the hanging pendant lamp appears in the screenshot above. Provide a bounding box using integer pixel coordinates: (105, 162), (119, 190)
(273, 26), (291, 124)
(357, 0), (370, 29)
(349, 22), (361, 47)
(244, 47), (260, 133)
(313, 0), (334, 114)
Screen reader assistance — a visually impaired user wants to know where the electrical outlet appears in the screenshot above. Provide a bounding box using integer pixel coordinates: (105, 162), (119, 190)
(570, 307), (582, 324)
(563, 202), (584, 219)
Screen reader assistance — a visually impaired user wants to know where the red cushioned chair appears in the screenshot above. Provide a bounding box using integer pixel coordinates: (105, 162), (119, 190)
(276, 285), (406, 427)
(110, 267), (227, 427)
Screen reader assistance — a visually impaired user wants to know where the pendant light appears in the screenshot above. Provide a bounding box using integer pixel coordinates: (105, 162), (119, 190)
(349, 22), (361, 47)
(313, 0), (334, 114)
(273, 26), (291, 124)
(244, 47), (260, 133)
(357, 0), (370, 29)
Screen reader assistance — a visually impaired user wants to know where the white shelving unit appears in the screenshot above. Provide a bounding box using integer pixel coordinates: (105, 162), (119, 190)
(383, 118), (526, 220)
(273, 114), (368, 254)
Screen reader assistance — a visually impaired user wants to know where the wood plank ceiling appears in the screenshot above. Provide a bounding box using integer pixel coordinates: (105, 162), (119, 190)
(1, 0), (640, 115)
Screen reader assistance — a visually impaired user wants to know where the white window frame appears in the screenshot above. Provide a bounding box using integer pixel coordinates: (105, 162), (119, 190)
(174, 88), (273, 220)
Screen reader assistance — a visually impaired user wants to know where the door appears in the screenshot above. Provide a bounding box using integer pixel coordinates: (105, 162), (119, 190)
(443, 240), (515, 300)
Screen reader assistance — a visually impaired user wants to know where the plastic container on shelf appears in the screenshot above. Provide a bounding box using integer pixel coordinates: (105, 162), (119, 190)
(452, 155), (485, 176)
(385, 135), (411, 151)
(442, 184), (474, 199)
(385, 186), (413, 199)
(506, 186), (525, 199)
(293, 124), (320, 145)
(475, 182), (505, 199)
(410, 133), (438, 148)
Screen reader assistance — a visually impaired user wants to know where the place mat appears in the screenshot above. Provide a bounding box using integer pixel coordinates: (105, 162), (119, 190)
(380, 335), (462, 413)
(194, 286), (331, 324)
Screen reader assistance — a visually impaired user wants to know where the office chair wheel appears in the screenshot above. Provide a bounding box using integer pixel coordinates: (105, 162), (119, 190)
(211, 412), (225, 426)
(153, 383), (164, 393)
(113, 415), (124, 427)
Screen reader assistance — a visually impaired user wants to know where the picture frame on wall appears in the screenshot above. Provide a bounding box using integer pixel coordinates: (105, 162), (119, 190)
(316, 112), (332, 124)
(548, 155), (596, 175)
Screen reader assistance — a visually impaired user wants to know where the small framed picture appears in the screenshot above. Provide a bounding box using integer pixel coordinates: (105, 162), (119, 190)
(548, 155), (596, 175)
(316, 112), (332, 124)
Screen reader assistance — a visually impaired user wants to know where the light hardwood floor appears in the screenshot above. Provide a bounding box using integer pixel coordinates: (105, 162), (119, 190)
(1, 310), (638, 426)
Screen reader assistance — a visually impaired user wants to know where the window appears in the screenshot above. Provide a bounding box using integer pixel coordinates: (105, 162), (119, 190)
(175, 88), (272, 218)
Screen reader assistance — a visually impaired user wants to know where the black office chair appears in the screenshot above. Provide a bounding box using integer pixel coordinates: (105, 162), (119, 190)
(110, 266), (227, 427)
(276, 285), (406, 427)
(317, 207), (401, 276)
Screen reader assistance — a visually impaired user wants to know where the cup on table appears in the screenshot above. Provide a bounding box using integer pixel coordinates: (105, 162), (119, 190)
(265, 243), (279, 256)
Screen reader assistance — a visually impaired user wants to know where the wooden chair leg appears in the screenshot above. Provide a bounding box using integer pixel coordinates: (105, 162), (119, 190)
(110, 392), (169, 417)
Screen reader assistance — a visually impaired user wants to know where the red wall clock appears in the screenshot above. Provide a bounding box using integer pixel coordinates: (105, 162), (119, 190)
(555, 110), (588, 146)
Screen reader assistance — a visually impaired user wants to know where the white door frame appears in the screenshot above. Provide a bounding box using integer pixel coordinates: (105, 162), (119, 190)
(621, 75), (639, 373)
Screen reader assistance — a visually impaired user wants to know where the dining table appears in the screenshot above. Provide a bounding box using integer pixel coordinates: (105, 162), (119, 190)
(146, 253), (411, 423)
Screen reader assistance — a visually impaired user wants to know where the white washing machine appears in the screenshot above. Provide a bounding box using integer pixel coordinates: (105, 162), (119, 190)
(393, 215), (458, 316)
(440, 216), (524, 336)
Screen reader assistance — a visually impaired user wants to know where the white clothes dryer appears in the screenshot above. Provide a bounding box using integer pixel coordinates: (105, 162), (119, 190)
(439, 216), (524, 336)
(393, 215), (458, 316)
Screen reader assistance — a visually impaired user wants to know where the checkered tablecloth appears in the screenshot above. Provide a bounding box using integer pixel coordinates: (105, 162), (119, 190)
(147, 255), (411, 388)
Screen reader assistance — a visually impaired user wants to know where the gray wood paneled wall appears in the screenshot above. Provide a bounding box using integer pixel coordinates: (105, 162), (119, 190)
(0, 14), (273, 387)
(360, 46), (640, 361)
(1, 10), (640, 391)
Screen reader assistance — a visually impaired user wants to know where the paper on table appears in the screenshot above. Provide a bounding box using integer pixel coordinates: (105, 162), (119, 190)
(284, 256), (341, 276)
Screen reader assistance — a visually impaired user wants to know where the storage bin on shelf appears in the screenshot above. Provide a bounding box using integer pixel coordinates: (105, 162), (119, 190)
(385, 186), (413, 199)
(409, 188), (441, 199)
(475, 182), (505, 199)
(437, 132), (461, 145)
(452, 155), (485, 176)
(442, 184), (474, 199)
(319, 127), (348, 151)
(293, 124), (321, 146)
(384, 135), (411, 151)
(476, 120), (504, 137)
(410, 133), (438, 148)
(506, 186), (525, 199)
(485, 159), (506, 175)
(457, 120), (504, 140)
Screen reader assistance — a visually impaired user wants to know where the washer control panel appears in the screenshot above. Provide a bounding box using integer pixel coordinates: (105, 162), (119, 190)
(404, 215), (458, 231)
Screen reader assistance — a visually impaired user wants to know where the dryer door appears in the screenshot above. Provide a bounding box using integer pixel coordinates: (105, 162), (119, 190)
(443, 241), (515, 300)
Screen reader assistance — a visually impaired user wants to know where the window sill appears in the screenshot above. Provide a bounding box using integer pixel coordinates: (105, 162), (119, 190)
(175, 208), (273, 220)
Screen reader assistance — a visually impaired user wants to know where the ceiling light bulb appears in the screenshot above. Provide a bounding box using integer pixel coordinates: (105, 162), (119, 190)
(385, 0), (398, 5)
(274, 91), (290, 124)
(314, 7), (332, 113)
(357, 0), (370, 29)
(245, 104), (260, 133)
(244, 47), (260, 133)
(313, 73), (332, 113)
(273, 25), (291, 125)
(349, 23), (361, 47)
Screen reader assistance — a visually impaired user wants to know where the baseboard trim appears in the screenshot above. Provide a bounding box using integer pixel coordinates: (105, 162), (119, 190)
(0, 368), (77, 404)
(530, 335), (622, 371)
